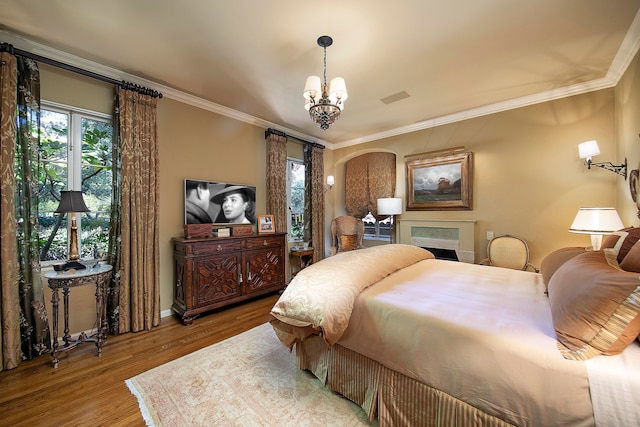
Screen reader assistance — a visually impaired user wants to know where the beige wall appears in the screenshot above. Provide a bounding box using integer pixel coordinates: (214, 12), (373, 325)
(330, 89), (620, 267)
(37, 47), (640, 335)
(615, 50), (640, 225)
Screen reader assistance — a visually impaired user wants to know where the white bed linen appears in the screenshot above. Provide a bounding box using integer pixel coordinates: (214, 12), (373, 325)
(338, 259), (596, 426)
(586, 340), (640, 426)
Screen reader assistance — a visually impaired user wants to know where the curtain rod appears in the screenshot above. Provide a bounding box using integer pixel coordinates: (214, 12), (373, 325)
(265, 128), (325, 149)
(1, 42), (162, 98)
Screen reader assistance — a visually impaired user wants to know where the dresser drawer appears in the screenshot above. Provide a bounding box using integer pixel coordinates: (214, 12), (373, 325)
(188, 239), (242, 256)
(245, 235), (283, 250)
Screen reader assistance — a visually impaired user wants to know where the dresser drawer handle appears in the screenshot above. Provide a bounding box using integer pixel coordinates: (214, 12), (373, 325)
(263, 240), (268, 246)
(216, 245), (223, 251)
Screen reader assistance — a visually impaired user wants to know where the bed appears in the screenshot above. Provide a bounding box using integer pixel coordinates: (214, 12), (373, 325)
(270, 243), (640, 426)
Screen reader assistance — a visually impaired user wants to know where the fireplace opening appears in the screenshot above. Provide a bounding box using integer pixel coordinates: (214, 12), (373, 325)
(423, 247), (459, 261)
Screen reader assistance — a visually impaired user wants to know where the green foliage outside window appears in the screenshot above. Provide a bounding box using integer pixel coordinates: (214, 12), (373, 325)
(38, 108), (113, 262)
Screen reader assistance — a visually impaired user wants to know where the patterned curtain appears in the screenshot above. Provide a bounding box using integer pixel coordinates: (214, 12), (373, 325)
(303, 144), (325, 261)
(345, 152), (396, 219)
(111, 88), (160, 333)
(0, 49), (51, 370)
(265, 132), (287, 233)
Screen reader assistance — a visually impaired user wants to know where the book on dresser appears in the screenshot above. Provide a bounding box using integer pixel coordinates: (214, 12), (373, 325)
(211, 227), (231, 237)
(171, 232), (287, 325)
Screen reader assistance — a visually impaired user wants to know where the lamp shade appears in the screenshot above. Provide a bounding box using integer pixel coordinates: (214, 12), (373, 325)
(55, 191), (90, 213)
(303, 75), (322, 99)
(569, 207), (623, 235)
(578, 140), (600, 159)
(326, 175), (335, 186)
(377, 197), (402, 216)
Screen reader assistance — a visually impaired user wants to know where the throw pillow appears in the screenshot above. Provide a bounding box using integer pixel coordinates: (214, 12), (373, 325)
(540, 247), (587, 293)
(601, 227), (640, 263)
(620, 239), (640, 273)
(548, 251), (640, 360)
(339, 234), (357, 251)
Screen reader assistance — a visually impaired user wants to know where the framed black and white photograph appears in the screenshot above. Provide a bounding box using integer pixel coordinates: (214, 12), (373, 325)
(258, 215), (275, 234)
(184, 179), (257, 225)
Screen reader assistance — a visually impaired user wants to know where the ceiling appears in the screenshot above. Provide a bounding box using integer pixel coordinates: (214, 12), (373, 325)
(1, 1), (640, 149)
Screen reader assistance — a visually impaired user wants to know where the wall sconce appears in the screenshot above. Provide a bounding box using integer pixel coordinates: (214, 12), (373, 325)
(55, 190), (90, 270)
(377, 197), (403, 244)
(578, 140), (627, 179)
(325, 175), (334, 192)
(569, 207), (624, 250)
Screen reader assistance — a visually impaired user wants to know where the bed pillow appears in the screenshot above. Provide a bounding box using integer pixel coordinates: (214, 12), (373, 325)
(548, 251), (640, 360)
(601, 227), (640, 263)
(620, 240), (640, 273)
(540, 247), (587, 293)
(339, 234), (357, 251)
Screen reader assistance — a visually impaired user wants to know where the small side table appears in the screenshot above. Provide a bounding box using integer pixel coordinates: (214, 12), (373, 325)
(44, 264), (113, 368)
(291, 247), (315, 278)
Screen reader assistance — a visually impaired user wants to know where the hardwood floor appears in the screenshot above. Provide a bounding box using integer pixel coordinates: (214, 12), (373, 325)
(0, 293), (280, 427)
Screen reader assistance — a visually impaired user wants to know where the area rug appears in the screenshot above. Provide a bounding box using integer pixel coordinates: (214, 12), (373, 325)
(126, 323), (375, 426)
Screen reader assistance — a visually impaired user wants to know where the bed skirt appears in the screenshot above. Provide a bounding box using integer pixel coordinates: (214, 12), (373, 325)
(296, 335), (515, 427)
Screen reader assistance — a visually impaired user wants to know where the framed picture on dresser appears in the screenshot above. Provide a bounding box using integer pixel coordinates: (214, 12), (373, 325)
(258, 215), (275, 234)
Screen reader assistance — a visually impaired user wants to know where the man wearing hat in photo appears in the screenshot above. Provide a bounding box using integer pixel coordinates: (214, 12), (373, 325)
(212, 185), (256, 224)
(185, 180), (214, 224)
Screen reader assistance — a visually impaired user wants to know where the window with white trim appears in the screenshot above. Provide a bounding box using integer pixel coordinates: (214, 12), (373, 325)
(38, 102), (113, 263)
(287, 158), (305, 242)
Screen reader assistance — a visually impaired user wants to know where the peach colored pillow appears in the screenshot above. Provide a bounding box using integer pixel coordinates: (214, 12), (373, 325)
(539, 247), (587, 293)
(548, 251), (640, 360)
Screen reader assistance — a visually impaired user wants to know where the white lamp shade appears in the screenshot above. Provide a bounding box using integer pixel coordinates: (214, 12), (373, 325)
(303, 75), (321, 99)
(569, 207), (623, 235)
(578, 140), (600, 159)
(326, 175), (335, 186)
(377, 197), (402, 216)
(329, 77), (348, 101)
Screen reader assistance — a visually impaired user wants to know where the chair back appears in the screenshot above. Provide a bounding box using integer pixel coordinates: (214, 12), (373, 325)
(486, 235), (537, 271)
(329, 216), (365, 255)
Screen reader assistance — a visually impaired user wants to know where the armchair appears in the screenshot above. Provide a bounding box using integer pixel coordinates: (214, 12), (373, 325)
(329, 216), (365, 256)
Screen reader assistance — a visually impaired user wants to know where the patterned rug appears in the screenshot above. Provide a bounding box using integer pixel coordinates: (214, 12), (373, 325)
(126, 323), (375, 426)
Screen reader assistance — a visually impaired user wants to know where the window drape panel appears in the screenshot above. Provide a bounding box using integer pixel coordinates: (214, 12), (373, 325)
(0, 52), (51, 371)
(303, 145), (325, 261)
(112, 88), (160, 333)
(265, 133), (287, 233)
(345, 152), (396, 219)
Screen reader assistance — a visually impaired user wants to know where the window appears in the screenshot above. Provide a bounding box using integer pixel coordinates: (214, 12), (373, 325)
(38, 102), (113, 263)
(287, 159), (305, 242)
(363, 213), (392, 241)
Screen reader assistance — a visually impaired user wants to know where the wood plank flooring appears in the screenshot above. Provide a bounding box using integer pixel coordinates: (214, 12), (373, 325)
(0, 293), (280, 427)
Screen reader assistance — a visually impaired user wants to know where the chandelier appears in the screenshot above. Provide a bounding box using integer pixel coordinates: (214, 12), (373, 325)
(303, 36), (348, 130)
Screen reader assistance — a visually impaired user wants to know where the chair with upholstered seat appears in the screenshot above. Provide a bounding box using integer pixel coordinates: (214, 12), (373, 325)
(329, 215), (365, 256)
(480, 235), (539, 272)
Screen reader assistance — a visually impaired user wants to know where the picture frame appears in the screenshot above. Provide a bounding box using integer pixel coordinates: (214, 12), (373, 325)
(258, 214), (275, 234)
(406, 151), (473, 210)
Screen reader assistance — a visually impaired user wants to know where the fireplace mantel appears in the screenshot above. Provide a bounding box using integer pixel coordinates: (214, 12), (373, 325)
(398, 219), (476, 263)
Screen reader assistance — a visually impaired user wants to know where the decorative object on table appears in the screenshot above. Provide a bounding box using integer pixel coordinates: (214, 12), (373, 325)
(405, 148), (473, 210)
(54, 190), (90, 270)
(232, 224), (254, 236)
(303, 35), (348, 130)
(569, 207), (624, 250)
(184, 223), (213, 239)
(212, 227), (231, 237)
(258, 214), (275, 234)
(578, 140), (627, 179)
(377, 197), (403, 244)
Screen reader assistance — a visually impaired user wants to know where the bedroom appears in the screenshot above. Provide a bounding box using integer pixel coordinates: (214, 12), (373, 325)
(1, 1), (640, 425)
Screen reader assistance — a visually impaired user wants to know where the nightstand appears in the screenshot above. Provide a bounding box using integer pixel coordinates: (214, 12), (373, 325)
(290, 247), (315, 278)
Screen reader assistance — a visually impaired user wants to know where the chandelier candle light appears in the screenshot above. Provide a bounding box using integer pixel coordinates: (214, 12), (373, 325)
(55, 190), (90, 270)
(304, 36), (348, 130)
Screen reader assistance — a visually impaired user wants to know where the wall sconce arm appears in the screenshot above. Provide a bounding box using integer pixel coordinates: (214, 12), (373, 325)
(585, 158), (627, 179)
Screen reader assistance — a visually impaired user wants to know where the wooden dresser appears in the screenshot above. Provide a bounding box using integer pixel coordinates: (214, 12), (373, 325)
(172, 232), (286, 325)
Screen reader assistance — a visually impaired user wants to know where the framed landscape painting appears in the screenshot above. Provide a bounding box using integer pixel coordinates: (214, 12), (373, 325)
(406, 151), (473, 210)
